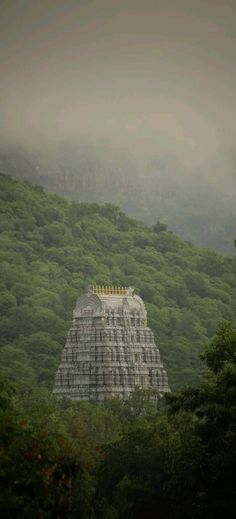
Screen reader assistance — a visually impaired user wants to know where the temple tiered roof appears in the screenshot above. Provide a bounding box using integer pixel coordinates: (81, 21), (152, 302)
(53, 286), (169, 400)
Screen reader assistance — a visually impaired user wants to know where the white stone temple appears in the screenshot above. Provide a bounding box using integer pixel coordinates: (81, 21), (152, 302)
(53, 285), (170, 400)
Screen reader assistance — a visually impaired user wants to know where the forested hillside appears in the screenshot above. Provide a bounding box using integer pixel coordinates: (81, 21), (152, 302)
(0, 173), (235, 390)
(0, 145), (235, 254)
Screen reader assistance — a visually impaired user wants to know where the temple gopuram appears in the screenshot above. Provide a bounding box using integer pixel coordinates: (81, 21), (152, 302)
(53, 285), (170, 400)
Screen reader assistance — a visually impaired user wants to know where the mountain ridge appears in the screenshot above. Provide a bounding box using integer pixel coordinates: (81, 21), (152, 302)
(0, 144), (235, 254)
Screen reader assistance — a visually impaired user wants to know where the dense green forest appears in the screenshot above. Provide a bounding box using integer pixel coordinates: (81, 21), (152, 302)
(0, 322), (235, 518)
(0, 144), (235, 254)
(0, 173), (235, 390)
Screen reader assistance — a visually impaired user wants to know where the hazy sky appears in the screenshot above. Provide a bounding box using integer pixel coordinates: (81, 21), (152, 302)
(0, 0), (236, 172)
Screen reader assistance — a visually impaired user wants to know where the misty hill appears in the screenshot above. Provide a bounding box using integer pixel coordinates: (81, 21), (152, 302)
(1, 173), (235, 390)
(0, 144), (235, 255)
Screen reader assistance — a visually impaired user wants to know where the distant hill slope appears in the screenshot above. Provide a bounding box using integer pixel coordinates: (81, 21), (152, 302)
(0, 145), (235, 255)
(0, 173), (235, 390)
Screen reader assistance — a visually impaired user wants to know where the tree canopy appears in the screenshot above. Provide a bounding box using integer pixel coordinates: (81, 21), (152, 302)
(0, 173), (235, 390)
(0, 322), (235, 518)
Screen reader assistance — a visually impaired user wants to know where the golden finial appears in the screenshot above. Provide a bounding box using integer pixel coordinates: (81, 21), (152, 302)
(92, 285), (131, 296)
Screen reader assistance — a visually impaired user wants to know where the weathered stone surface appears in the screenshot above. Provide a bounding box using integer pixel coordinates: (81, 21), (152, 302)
(53, 286), (170, 400)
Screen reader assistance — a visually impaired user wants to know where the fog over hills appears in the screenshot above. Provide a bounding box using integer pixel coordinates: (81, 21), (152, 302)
(0, 0), (235, 252)
(0, 142), (235, 254)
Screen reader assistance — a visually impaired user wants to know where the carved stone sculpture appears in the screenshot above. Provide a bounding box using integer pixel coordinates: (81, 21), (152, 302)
(53, 286), (170, 400)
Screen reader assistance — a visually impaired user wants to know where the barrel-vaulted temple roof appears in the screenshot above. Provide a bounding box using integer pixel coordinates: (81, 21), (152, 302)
(73, 285), (146, 318)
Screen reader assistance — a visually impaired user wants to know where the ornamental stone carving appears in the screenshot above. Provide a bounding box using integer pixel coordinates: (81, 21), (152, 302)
(53, 286), (170, 400)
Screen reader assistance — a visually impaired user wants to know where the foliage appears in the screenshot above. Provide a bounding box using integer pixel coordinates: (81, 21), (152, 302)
(0, 388), (96, 518)
(95, 321), (236, 519)
(0, 323), (235, 517)
(0, 173), (235, 390)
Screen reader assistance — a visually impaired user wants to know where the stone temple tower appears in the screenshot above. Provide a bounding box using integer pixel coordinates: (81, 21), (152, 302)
(53, 286), (169, 400)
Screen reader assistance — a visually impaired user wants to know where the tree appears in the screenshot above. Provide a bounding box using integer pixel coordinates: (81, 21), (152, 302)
(167, 321), (236, 519)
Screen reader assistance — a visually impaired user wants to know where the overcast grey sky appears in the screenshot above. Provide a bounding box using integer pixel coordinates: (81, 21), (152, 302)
(0, 0), (236, 174)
